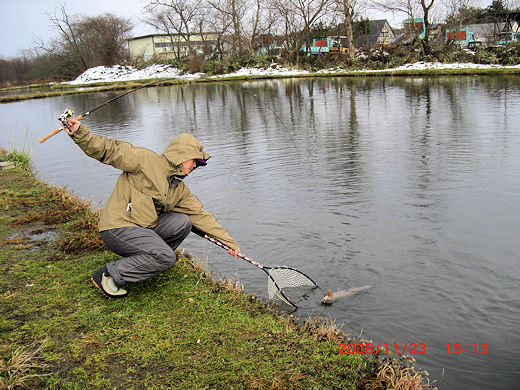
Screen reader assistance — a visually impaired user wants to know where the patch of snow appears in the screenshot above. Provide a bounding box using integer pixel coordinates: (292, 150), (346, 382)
(215, 65), (310, 78)
(67, 64), (183, 84)
(389, 61), (520, 71)
(64, 61), (520, 85)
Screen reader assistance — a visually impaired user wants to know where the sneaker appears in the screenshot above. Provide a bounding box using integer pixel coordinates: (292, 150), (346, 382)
(91, 266), (128, 298)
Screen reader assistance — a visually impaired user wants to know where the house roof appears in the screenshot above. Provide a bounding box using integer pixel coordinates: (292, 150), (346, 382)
(466, 22), (513, 36)
(354, 19), (391, 47)
(127, 32), (218, 41)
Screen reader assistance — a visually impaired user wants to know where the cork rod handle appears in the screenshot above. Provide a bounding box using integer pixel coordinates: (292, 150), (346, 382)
(38, 115), (84, 143)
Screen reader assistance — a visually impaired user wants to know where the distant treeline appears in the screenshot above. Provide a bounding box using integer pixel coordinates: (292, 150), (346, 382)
(1, 8), (133, 87)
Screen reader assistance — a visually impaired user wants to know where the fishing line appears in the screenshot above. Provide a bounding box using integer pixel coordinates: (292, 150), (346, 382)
(40, 78), (300, 160)
(220, 79), (302, 160)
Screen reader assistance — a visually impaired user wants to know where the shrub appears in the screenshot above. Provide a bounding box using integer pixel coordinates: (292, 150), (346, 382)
(236, 54), (276, 68)
(474, 48), (499, 64)
(5, 150), (31, 171)
(437, 49), (474, 63)
(188, 55), (204, 73)
(201, 60), (227, 75)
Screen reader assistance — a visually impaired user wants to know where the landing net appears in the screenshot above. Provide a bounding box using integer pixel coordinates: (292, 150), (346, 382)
(267, 266), (319, 309)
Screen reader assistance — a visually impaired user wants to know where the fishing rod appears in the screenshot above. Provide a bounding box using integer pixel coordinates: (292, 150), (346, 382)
(38, 80), (162, 143)
(40, 77), (301, 160)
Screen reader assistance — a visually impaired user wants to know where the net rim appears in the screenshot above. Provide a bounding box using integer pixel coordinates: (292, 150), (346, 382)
(267, 273), (297, 308)
(267, 266), (319, 308)
(269, 266), (319, 288)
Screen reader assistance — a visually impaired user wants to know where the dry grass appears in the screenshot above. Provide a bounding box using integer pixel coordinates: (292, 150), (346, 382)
(0, 237), (34, 250)
(11, 185), (105, 253)
(42, 187), (94, 224)
(0, 345), (45, 389)
(217, 277), (245, 293)
(362, 360), (434, 390)
(55, 230), (105, 253)
(183, 251), (212, 275)
(302, 317), (345, 341)
(10, 213), (42, 226)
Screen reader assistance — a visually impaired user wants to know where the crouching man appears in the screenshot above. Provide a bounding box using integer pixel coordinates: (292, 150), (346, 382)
(65, 118), (240, 298)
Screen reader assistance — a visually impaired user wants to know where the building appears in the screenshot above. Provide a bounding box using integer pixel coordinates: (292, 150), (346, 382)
(392, 18), (443, 45)
(354, 19), (396, 48)
(466, 22), (519, 45)
(127, 33), (219, 61)
(403, 18), (425, 39)
(446, 21), (519, 46)
(255, 34), (284, 56)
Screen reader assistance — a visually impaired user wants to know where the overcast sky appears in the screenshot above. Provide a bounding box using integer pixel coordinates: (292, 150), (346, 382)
(0, 0), (493, 58)
(0, 0), (153, 58)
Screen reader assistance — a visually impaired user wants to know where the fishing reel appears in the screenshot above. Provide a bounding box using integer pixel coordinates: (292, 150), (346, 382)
(58, 109), (74, 126)
(58, 109), (75, 133)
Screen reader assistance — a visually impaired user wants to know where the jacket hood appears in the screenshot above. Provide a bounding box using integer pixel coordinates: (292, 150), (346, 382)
(162, 133), (211, 167)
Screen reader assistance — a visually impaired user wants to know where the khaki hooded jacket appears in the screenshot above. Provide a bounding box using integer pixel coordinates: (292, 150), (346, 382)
(70, 125), (238, 250)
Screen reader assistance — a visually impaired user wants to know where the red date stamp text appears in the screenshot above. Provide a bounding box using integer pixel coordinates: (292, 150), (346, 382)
(339, 342), (488, 356)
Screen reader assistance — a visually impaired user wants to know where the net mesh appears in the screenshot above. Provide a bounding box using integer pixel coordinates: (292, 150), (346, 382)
(267, 267), (318, 308)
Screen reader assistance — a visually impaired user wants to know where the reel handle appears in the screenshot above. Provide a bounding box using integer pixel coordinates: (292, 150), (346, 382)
(39, 115), (84, 143)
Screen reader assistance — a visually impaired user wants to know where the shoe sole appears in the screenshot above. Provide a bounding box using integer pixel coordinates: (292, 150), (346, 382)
(91, 277), (128, 298)
(91, 277), (110, 298)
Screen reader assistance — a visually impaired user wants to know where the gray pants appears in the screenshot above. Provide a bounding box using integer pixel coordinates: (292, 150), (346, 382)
(100, 212), (192, 286)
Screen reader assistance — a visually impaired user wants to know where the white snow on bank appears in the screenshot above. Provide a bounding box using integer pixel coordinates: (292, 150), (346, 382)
(65, 61), (520, 85)
(68, 64), (183, 84)
(215, 63), (310, 78)
(67, 63), (309, 84)
(385, 61), (520, 71)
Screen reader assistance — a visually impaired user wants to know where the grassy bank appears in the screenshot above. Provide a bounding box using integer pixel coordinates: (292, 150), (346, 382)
(1, 65), (520, 104)
(0, 80), (177, 104)
(0, 153), (433, 389)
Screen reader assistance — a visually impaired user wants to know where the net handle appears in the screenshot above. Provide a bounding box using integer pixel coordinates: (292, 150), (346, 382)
(200, 233), (298, 307)
(199, 233), (320, 288)
(197, 231), (321, 308)
(201, 234), (266, 269)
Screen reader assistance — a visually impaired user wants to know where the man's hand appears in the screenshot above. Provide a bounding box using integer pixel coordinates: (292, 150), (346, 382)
(228, 247), (241, 258)
(65, 118), (81, 135)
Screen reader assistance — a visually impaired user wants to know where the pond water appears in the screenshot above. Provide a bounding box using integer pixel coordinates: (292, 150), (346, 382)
(1, 76), (519, 389)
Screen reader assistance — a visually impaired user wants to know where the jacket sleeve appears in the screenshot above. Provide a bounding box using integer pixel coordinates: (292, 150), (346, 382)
(70, 124), (142, 172)
(171, 192), (238, 251)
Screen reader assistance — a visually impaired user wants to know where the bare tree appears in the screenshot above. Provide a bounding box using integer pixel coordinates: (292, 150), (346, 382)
(78, 14), (133, 65)
(35, 5), (133, 78)
(442, 0), (477, 44)
(372, 0), (421, 20)
(206, 0), (250, 57)
(36, 5), (89, 76)
(267, 0), (303, 57)
(421, 0), (435, 50)
(336, 0), (356, 58)
(277, 0), (333, 61)
(144, 0), (201, 58)
(298, 0), (334, 57)
(248, 0), (263, 53)
(196, 0), (233, 59)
